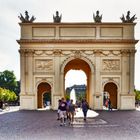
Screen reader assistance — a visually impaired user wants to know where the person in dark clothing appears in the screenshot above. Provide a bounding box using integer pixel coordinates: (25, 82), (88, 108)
(57, 99), (61, 120)
(59, 98), (67, 126)
(69, 99), (75, 125)
(108, 98), (112, 111)
(0, 101), (3, 109)
(81, 99), (89, 121)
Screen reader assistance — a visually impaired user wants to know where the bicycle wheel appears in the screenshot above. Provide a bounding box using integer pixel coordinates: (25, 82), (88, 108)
(5, 106), (10, 111)
(4, 104), (10, 111)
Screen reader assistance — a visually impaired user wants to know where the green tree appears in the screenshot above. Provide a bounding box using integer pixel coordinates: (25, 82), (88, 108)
(0, 70), (18, 93)
(134, 89), (140, 102)
(0, 87), (17, 102)
(0, 87), (3, 101)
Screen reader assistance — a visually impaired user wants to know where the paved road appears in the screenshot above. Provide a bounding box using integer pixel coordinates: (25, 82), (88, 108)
(0, 107), (140, 140)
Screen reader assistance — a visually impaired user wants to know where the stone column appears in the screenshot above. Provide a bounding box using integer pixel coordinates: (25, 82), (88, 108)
(94, 50), (102, 109)
(53, 50), (62, 95)
(89, 72), (94, 109)
(120, 49), (135, 110)
(129, 50), (136, 94)
(52, 50), (62, 109)
(26, 50), (34, 94)
(121, 50), (130, 94)
(94, 50), (102, 94)
(19, 49), (26, 95)
(60, 72), (64, 97)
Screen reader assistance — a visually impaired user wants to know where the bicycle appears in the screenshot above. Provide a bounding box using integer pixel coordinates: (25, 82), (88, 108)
(2, 103), (10, 111)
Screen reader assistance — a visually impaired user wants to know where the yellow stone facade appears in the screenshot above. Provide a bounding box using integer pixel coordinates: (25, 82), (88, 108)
(17, 22), (138, 110)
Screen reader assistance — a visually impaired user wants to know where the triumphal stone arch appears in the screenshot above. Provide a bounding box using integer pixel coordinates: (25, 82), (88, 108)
(17, 15), (138, 110)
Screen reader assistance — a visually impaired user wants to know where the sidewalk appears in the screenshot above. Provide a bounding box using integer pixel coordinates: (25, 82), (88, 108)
(0, 106), (20, 114)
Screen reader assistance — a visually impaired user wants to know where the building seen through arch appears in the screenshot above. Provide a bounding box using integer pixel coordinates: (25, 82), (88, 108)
(17, 18), (138, 110)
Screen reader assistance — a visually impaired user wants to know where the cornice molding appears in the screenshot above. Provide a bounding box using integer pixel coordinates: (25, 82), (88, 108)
(17, 39), (138, 44)
(19, 22), (137, 26)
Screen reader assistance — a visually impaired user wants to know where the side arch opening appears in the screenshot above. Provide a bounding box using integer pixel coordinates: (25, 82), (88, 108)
(37, 82), (51, 109)
(104, 82), (118, 109)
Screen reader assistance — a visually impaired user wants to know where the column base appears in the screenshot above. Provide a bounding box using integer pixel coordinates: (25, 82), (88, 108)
(120, 94), (135, 110)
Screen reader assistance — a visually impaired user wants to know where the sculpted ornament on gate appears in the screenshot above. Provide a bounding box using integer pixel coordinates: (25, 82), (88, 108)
(36, 77), (53, 87)
(73, 50), (81, 58)
(35, 60), (53, 71)
(103, 59), (120, 71)
(102, 77), (120, 89)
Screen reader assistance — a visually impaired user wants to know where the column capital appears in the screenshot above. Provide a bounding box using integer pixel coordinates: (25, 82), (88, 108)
(94, 50), (102, 56)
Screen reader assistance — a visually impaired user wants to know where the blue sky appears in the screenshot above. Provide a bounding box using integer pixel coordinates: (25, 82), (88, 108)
(0, 0), (140, 89)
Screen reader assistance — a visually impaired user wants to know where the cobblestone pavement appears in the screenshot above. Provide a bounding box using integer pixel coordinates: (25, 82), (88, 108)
(0, 107), (140, 140)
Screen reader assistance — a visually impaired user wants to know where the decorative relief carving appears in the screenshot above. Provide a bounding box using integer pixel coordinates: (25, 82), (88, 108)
(26, 50), (35, 57)
(34, 51), (44, 55)
(41, 77), (53, 86)
(94, 50), (102, 56)
(60, 54), (94, 73)
(53, 49), (62, 56)
(36, 77), (53, 87)
(121, 50), (130, 56)
(101, 50), (121, 56)
(34, 50), (53, 56)
(130, 50), (136, 56)
(45, 51), (54, 55)
(34, 49), (92, 57)
(33, 49), (133, 57)
(61, 51), (71, 56)
(82, 50), (94, 55)
(72, 50), (81, 58)
(35, 59), (53, 71)
(34, 50), (72, 56)
(102, 77), (120, 88)
(103, 59), (120, 71)
(19, 49), (34, 57)
(19, 50), (26, 57)
(111, 51), (121, 56)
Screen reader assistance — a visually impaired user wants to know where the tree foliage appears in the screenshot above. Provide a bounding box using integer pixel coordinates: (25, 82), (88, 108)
(0, 87), (17, 102)
(0, 70), (20, 95)
(134, 89), (140, 101)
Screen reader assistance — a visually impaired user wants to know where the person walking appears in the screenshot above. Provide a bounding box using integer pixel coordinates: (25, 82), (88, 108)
(59, 98), (67, 126)
(108, 98), (112, 111)
(57, 99), (61, 120)
(105, 98), (109, 109)
(69, 99), (75, 125)
(66, 98), (71, 121)
(81, 99), (89, 121)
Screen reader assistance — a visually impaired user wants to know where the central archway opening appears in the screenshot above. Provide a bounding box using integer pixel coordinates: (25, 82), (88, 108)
(65, 70), (87, 104)
(64, 58), (91, 104)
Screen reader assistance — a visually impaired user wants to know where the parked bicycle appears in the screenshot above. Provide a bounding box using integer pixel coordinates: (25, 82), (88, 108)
(2, 103), (10, 111)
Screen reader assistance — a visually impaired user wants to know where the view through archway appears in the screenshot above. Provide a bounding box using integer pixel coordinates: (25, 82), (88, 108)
(65, 70), (87, 105)
(64, 58), (91, 104)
